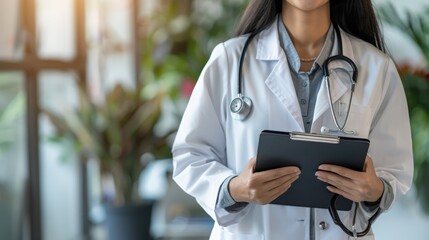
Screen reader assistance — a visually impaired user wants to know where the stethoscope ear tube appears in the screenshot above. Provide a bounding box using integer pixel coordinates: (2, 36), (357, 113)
(324, 74), (355, 135)
(322, 55), (358, 86)
(320, 126), (357, 136)
(323, 23), (358, 85)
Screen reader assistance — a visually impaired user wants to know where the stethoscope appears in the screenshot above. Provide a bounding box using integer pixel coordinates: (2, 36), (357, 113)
(229, 33), (257, 121)
(230, 24), (358, 135)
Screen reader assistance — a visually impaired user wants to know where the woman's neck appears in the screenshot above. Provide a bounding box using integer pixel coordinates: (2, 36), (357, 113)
(282, 2), (331, 61)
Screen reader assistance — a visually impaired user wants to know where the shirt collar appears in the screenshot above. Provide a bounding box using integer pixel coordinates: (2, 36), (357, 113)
(277, 16), (334, 73)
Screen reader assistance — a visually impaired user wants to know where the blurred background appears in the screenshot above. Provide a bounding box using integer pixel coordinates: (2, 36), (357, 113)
(0, 0), (428, 239)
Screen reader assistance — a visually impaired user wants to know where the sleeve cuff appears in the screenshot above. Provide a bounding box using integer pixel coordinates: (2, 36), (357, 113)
(216, 175), (249, 212)
(362, 178), (394, 212)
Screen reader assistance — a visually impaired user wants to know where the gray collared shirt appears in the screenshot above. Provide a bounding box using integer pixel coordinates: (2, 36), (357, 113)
(278, 17), (334, 132)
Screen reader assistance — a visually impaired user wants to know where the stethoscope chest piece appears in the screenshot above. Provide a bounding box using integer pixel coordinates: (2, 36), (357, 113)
(230, 95), (252, 120)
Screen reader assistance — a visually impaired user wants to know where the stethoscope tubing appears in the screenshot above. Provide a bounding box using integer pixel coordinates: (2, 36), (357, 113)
(233, 23), (359, 130)
(321, 25), (358, 135)
(237, 33), (257, 95)
(325, 75), (355, 133)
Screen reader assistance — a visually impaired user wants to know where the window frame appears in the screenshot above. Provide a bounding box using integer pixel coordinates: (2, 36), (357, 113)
(0, 0), (140, 238)
(0, 0), (87, 239)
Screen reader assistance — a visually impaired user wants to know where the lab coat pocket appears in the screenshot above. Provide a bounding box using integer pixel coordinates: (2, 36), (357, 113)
(348, 235), (374, 240)
(219, 228), (264, 240)
(343, 105), (373, 138)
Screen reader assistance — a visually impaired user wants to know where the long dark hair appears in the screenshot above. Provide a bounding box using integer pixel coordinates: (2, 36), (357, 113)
(234, 0), (386, 52)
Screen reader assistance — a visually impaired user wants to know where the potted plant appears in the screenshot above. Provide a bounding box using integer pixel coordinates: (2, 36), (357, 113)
(43, 80), (174, 240)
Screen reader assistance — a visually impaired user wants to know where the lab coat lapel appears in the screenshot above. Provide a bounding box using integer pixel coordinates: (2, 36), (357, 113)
(257, 20), (304, 130)
(313, 29), (356, 124)
(265, 57), (304, 130)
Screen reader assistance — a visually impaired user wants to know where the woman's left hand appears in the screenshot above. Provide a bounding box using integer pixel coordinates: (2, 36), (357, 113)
(315, 156), (384, 203)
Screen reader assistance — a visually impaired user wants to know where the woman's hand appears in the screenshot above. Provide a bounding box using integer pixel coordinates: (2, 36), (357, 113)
(229, 157), (301, 205)
(315, 156), (384, 203)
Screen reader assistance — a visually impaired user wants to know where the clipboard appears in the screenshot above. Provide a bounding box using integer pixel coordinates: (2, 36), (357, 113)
(255, 130), (369, 210)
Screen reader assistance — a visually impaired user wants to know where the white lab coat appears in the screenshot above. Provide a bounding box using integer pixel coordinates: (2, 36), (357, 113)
(172, 18), (413, 240)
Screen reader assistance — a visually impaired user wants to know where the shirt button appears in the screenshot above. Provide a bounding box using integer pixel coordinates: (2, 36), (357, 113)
(300, 99), (307, 105)
(302, 82), (308, 87)
(319, 221), (329, 230)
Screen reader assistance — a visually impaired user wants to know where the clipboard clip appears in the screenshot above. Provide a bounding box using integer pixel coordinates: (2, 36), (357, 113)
(290, 132), (340, 144)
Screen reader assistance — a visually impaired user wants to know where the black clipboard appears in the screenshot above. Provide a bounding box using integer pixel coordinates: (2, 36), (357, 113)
(255, 130), (369, 210)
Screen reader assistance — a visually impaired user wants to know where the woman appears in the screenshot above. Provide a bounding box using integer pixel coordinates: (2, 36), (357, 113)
(172, 0), (413, 239)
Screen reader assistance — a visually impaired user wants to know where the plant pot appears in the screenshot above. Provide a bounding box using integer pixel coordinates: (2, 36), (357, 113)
(105, 201), (154, 240)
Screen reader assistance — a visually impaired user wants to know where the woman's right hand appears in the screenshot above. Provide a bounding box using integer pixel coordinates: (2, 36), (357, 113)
(229, 157), (301, 205)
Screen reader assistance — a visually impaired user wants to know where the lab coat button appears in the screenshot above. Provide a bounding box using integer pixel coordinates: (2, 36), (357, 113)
(319, 221), (329, 230)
